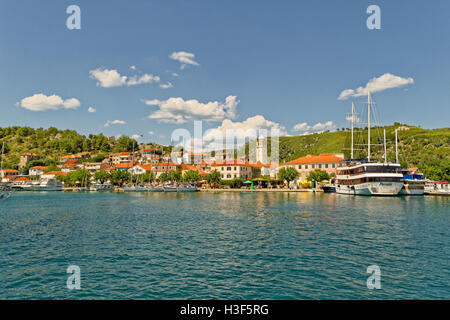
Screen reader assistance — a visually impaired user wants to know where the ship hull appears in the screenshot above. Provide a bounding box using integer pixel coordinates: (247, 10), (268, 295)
(336, 182), (403, 196)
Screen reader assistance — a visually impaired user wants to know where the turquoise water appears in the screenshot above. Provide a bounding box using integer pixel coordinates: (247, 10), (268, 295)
(0, 192), (449, 299)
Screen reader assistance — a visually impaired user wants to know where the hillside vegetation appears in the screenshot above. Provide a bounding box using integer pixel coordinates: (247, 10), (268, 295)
(0, 126), (165, 169)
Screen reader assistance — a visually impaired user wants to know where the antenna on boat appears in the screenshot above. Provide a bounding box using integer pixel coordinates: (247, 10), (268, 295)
(367, 91), (371, 162)
(351, 102), (354, 159)
(395, 128), (399, 164)
(383, 128), (387, 164)
(0, 142), (4, 174)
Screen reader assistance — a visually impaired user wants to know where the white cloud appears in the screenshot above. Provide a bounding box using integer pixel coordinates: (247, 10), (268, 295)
(292, 121), (336, 134)
(19, 94), (80, 111)
(292, 122), (311, 132)
(182, 115), (287, 151)
(169, 51), (199, 69)
(338, 73), (414, 100)
(159, 82), (173, 89)
(89, 68), (160, 87)
(148, 131), (156, 135)
(144, 95), (238, 123)
(88, 107), (96, 113)
(130, 65), (136, 70)
(131, 134), (143, 140)
(104, 120), (126, 127)
(172, 73), (179, 77)
(311, 121), (336, 131)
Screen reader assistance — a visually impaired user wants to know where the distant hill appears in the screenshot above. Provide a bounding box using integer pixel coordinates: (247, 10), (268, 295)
(0, 126), (167, 170)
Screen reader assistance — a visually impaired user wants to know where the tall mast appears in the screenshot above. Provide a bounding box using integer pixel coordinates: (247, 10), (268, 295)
(351, 102), (354, 159)
(395, 128), (399, 164)
(367, 91), (371, 162)
(383, 128), (387, 164)
(0, 142), (4, 180)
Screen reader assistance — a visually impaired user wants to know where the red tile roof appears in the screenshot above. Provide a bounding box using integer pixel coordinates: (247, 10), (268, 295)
(30, 166), (49, 170)
(15, 177), (31, 182)
(2, 169), (18, 173)
(138, 164), (152, 171)
(43, 171), (67, 176)
(285, 154), (345, 165)
(112, 163), (134, 169)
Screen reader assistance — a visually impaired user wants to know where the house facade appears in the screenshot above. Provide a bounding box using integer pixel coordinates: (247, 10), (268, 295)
(281, 153), (345, 180)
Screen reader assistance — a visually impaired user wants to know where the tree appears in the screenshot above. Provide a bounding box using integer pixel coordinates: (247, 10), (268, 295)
(110, 169), (131, 186)
(167, 170), (181, 182)
(45, 164), (60, 173)
(278, 167), (299, 186)
(93, 170), (111, 184)
(307, 169), (330, 182)
(61, 169), (91, 187)
(136, 171), (155, 183)
(183, 170), (201, 182)
(206, 170), (221, 185)
(115, 136), (138, 152)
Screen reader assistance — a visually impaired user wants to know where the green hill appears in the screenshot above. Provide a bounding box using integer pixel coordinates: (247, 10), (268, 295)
(0, 126), (166, 171)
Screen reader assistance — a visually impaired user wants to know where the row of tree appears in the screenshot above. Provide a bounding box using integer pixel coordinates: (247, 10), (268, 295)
(54, 169), (225, 187)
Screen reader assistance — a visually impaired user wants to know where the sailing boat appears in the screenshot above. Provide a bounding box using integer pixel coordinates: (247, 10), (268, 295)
(335, 92), (404, 196)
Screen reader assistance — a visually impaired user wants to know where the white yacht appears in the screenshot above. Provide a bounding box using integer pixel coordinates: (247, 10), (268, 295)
(335, 93), (403, 196)
(31, 179), (63, 191)
(336, 162), (403, 195)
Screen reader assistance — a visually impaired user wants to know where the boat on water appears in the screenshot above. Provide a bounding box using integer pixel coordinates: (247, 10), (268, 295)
(89, 183), (114, 191)
(0, 185), (12, 199)
(122, 184), (136, 192)
(321, 185), (336, 193)
(177, 184), (198, 192)
(336, 162), (403, 196)
(149, 185), (164, 192)
(399, 171), (426, 195)
(425, 181), (450, 195)
(335, 93), (403, 196)
(31, 179), (63, 191)
(163, 184), (178, 192)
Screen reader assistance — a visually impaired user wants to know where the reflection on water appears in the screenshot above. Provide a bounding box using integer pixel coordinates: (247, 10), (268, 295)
(0, 192), (449, 299)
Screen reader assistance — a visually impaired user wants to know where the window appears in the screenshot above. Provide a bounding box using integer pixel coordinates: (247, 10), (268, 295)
(227, 174), (231, 178)
(221, 174), (224, 178)
(312, 164), (315, 169)
(298, 165), (301, 170)
(234, 167), (237, 171)
(325, 164), (329, 168)
(318, 164), (322, 169)
(234, 174), (237, 178)
(221, 167), (224, 171)
(227, 167), (232, 171)
(332, 164), (335, 168)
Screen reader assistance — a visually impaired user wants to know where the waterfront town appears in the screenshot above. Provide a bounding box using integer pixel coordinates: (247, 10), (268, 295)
(1, 135), (448, 195)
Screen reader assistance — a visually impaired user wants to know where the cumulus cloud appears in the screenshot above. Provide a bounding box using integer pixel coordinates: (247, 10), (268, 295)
(148, 131), (156, 135)
(89, 68), (160, 87)
(338, 73), (414, 100)
(292, 121), (336, 134)
(130, 65), (136, 70)
(159, 82), (173, 89)
(19, 94), (80, 111)
(292, 122), (311, 132)
(104, 120), (126, 127)
(169, 51), (199, 69)
(88, 107), (96, 113)
(172, 73), (179, 77)
(144, 95), (238, 123)
(181, 115), (287, 152)
(131, 134), (143, 140)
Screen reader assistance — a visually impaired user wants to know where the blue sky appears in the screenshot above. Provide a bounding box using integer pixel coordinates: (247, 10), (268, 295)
(0, 0), (449, 145)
